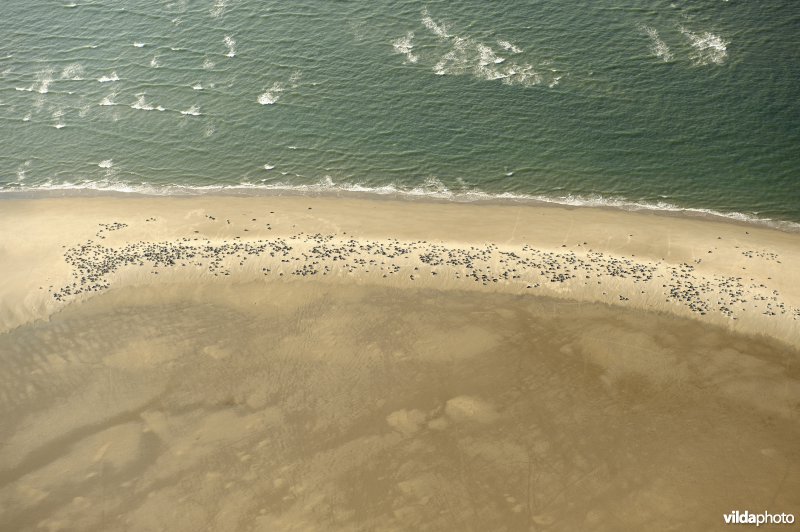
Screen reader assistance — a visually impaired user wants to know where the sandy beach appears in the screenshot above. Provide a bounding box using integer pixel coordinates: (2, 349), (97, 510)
(1, 194), (799, 344)
(1, 194), (799, 531)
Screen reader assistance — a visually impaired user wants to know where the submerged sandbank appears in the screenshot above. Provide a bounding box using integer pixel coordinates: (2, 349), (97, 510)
(0, 281), (798, 531)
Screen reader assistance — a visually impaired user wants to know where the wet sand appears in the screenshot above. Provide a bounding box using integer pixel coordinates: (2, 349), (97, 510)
(1, 195), (799, 531)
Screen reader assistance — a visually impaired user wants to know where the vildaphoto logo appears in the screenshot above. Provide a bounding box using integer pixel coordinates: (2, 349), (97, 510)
(723, 510), (795, 526)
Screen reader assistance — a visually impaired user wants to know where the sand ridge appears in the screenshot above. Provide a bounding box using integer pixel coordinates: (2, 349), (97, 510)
(1, 195), (798, 346)
(1, 195), (800, 531)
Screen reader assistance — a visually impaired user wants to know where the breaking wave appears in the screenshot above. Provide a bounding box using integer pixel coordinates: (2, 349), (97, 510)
(639, 25), (673, 62)
(392, 32), (418, 64)
(4, 177), (797, 231)
(258, 82), (284, 105)
(681, 26), (728, 65)
(224, 36), (236, 58)
(409, 9), (559, 88)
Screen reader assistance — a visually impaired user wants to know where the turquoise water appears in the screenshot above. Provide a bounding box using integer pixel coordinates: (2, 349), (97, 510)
(1, 1), (798, 224)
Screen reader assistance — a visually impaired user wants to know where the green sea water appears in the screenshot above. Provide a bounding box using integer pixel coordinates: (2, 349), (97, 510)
(1, 1), (798, 225)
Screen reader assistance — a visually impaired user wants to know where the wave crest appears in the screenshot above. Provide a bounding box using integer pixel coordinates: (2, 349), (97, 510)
(413, 9), (558, 88)
(4, 178), (796, 231)
(392, 32), (418, 64)
(639, 25), (673, 62)
(681, 26), (728, 65)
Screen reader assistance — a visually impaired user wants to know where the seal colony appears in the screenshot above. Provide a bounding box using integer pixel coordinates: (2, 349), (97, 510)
(0, 194), (792, 347)
(55, 230), (795, 325)
(1, 194), (800, 531)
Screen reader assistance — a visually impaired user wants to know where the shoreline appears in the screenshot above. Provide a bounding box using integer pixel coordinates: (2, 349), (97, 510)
(2, 185), (799, 233)
(2, 193), (800, 531)
(1, 193), (798, 347)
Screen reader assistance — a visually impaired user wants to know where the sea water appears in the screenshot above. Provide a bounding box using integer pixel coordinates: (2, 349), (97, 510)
(0, 0), (798, 226)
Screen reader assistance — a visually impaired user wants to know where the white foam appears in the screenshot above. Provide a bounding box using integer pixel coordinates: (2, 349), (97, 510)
(52, 107), (67, 128)
(392, 32), (418, 64)
(258, 82), (284, 105)
(6, 179), (797, 230)
(478, 45), (504, 65)
(16, 161), (30, 181)
(36, 70), (54, 94)
(410, 176), (450, 196)
(512, 64), (543, 87)
(640, 25), (673, 62)
(433, 36), (470, 76)
(98, 71), (120, 82)
(60, 63), (85, 80)
(133, 42), (145, 48)
(99, 160), (117, 177)
(180, 105), (201, 116)
(150, 55), (160, 68)
(192, 83), (203, 90)
(420, 11), (554, 87)
(22, 113), (31, 121)
(476, 45), (510, 81)
(497, 40), (523, 54)
(131, 94), (161, 111)
(681, 26), (728, 65)
(224, 36), (236, 58)
(263, 164), (275, 170)
(203, 58), (215, 70)
(421, 8), (450, 39)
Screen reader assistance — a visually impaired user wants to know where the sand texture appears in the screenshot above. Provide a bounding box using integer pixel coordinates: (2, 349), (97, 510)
(0, 195), (799, 531)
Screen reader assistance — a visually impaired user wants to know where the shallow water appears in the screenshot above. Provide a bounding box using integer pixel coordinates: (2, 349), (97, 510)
(1, 282), (797, 531)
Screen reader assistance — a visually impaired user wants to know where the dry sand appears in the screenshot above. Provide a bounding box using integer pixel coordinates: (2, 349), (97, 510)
(0, 194), (799, 531)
